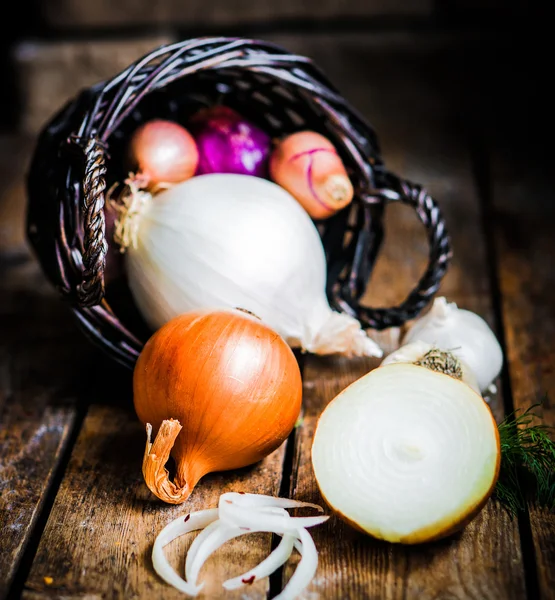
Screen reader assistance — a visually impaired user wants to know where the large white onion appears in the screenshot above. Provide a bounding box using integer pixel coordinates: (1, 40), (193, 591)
(311, 363), (500, 544)
(125, 174), (381, 358)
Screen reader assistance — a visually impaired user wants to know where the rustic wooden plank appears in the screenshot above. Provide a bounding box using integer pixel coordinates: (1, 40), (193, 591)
(277, 33), (527, 598)
(0, 347), (79, 600)
(23, 404), (287, 599)
(487, 76), (555, 597)
(0, 137), (86, 600)
(42, 0), (432, 29)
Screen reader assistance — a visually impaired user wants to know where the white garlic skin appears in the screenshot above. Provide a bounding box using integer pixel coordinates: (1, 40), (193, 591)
(403, 297), (503, 392)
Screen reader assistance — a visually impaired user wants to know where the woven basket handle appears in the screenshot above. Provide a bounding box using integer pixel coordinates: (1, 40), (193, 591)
(353, 172), (452, 330)
(75, 135), (108, 307)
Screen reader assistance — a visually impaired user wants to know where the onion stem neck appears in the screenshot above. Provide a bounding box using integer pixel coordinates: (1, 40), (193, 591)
(143, 420), (192, 504)
(414, 348), (463, 381)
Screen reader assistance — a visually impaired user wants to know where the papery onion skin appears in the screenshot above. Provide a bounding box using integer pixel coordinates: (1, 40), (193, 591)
(312, 364), (500, 544)
(134, 309), (303, 504)
(127, 119), (199, 189)
(190, 106), (271, 177)
(269, 131), (354, 220)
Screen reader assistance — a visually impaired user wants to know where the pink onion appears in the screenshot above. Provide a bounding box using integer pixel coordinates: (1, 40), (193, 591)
(190, 106), (271, 177)
(127, 119), (199, 189)
(269, 131), (353, 220)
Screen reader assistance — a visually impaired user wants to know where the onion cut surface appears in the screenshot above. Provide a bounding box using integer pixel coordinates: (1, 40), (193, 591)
(152, 492), (327, 598)
(312, 364), (500, 544)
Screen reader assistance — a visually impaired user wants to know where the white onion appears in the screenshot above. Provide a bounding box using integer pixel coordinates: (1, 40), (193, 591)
(312, 363), (500, 544)
(126, 174), (382, 358)
(403, 297), (503, 392)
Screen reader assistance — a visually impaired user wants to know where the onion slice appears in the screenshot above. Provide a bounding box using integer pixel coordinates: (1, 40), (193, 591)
(219, 494), (327, 532)
(187, 521), (244, 586)
(312, 363), (500, 544)
(152, 493), (328, 597)
(223, 534), (296, 590)
(273, 528), (319, 600)
(188, 519), (325, 598)
(152, 508), (218, 596)
(219, 492), (323, 512)
(185, 506), (289, 581)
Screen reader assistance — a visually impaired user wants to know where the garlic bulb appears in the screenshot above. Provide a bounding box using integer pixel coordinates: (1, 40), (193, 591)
(125, 174), (381, 358)
(403, 297), (503, 392)
(382, 340), (481, 394)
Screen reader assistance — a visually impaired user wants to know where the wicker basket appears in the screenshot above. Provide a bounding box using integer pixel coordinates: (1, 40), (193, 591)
(26, 37), (451, 369)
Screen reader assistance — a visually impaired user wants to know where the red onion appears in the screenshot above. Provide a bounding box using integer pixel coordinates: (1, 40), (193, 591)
(190, 106), (271, 177)
(127, 119), (198, 189)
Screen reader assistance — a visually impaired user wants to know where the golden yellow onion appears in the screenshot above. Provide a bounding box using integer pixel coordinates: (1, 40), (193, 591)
(134, 309), (302, 504)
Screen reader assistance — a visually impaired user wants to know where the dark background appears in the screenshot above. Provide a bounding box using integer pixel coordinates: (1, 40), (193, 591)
(0, 0), (546, 137)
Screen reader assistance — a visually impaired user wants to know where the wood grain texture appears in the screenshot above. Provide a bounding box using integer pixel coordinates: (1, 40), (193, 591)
(23, 402), (288, 599)
(277, 33), (527, 598)
(0, 137), (84, 600)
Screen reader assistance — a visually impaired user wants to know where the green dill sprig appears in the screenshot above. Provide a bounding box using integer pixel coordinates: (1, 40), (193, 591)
(495, 401), (555, 516)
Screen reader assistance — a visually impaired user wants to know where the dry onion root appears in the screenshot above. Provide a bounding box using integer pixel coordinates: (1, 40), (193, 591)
(312, 352), (500, 544)
(152, 493), (328, 598)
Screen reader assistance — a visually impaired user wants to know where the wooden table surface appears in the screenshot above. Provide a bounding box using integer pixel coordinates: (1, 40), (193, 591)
(0, 31), (553, 600)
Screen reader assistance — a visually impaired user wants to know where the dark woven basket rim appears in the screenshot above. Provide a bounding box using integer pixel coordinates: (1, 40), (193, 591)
(26, 36), (452, 368)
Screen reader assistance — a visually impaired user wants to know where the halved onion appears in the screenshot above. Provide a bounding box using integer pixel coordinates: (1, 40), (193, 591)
(312, 363), (500, 544)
